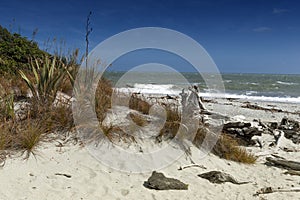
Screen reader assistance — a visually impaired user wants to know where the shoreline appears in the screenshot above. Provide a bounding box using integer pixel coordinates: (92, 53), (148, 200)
(0, 95), (300, 200)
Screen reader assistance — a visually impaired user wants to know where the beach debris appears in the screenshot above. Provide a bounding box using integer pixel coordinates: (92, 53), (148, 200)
(55, 173), (72, 178)
(265, 157), (300, 171)
(280, 117), (299, 130)
(143, 171), (188, 190)
(0, 155), (5, 167)
(178, 164), (207, 170)
(278, 117), (300, 144)
(242, 103), (284, 113)
(198, 171), (250, 184)
(222, 122), (261, 145)
(222, 116), (300, 146)
(223, 122), (251, 129)
(281, 147), (300, 152)
(254, 186), (300, 196)
(284, 170), (300, 176)
(180, 87), (206, 112)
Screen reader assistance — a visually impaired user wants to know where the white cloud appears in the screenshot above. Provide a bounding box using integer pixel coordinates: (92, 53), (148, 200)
(273, 8), (289, 14)
(253, 27), (272, 32)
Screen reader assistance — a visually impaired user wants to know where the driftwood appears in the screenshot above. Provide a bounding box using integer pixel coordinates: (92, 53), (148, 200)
(258, 120), (273, 133)
(198, 171), (250, 184)
(180, 87), (206, 112)
(254, 187), (300, 196)
(54, 173), (72, 178)
(242, 103), (284, 113)
(284, 170), (300, 176)
(266, 157), (300, 171)
(223, 122), (251, 129)
(178, 164), (207, 170)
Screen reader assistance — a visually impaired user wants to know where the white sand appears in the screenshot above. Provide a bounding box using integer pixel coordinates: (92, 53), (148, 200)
(1, 98), (300, 200)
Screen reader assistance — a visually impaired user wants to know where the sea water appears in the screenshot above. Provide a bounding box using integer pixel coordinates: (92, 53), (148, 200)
(104, 71), (300, 103)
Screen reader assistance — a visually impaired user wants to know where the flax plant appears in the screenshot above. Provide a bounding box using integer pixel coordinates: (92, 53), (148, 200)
(18, 56), (67, 113)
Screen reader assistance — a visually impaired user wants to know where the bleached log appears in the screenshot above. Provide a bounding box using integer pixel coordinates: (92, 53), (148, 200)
(284, 170), (300, 176)
(188, 86), (206, 110)
(254, 187), (300, 196)
(178, 164), (207, 170)
(266, 157), (300, 171)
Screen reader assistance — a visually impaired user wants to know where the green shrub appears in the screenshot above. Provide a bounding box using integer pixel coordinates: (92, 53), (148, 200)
(0, 25), (47, 74)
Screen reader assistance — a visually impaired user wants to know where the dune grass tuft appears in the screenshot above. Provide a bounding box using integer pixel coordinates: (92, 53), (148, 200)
(44, 104), (74, 132)
(100, 124), (135, 143)
(193, 127), (257, 164)
(129, 94), (150, 115)
(95, 78), (113, 123)
(0, 119), (46, 159)
(156, 104), (181, 141)
(214, 134), (257, 164)
(129, 112), (148, 127)
(16, 120), (45, 158)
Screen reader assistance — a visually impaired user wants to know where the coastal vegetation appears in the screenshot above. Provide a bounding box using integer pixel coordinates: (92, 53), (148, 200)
(0, 25), (256, 166)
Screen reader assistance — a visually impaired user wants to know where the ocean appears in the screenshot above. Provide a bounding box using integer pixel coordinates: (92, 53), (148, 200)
(103, 71), (300, 103)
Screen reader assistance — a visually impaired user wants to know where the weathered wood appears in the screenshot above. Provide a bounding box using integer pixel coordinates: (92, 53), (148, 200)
(198, 171), (250, 184)
(55, 173), (72, 178)
(284, 170), (300, 176)
(188, 86), (206, 110)
(254, 187), (300, 196)
(178, 164), (207, 170)
(266, 157), (300, 171)
(223, 122), (251, 129)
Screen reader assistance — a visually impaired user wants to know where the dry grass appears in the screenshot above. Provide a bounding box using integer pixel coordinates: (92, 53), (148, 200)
(43, 105), (74, 132)
(0, 123), (12, 151)
(129, 112), (148, 127)
(95, 78), (113, 123)
(16, 120), (45, 158)
(0, 52), (80, 163)
(129, 94), (150, 115)
(0, 103), (74, 163)
(193, 127), (257, 164)
(100, 124), (135, 144)
(0, 93), (15, 122)
(0, 74), (30, 97)
(0, 74), (31, 122)
(157, 104), (181, 141)
(214, 134), (257, 164)
(60, 76), (74, 96)
(0, 119), (46, 159)
(111, 90), (131, 107)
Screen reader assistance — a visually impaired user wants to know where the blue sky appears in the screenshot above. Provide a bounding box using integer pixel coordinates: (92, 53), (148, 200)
(0, 0), (299, 74)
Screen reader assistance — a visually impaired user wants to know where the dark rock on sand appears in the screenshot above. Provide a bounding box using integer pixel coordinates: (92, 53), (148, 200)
(144, 171), (188, 190)
(198, 171), (250, 184)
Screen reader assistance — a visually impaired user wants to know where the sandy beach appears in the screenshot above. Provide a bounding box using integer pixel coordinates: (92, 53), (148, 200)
(1, 97), (300, 200)
(1, 1), (300, 199)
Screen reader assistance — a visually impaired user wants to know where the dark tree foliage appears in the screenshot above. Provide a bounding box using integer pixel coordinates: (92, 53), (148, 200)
(0, 25), (47, 74)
